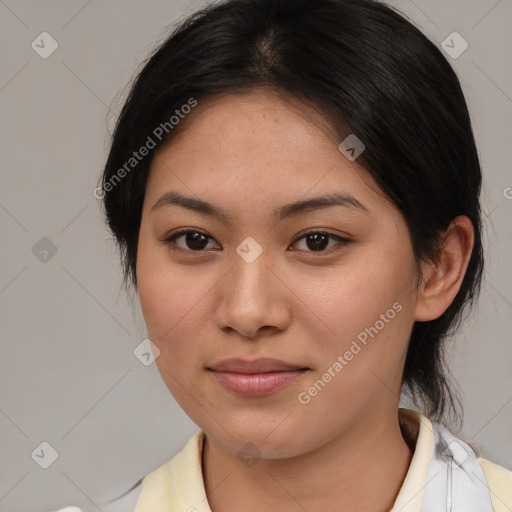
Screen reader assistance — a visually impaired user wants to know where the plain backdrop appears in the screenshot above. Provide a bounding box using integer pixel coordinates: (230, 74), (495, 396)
(0, 0), (511, 510)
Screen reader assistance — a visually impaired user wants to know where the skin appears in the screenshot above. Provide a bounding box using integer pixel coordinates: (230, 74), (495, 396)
(136, 88), (474, 512)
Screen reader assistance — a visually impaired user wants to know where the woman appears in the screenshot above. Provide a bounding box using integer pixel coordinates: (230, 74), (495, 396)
(57, 0), (512, 510)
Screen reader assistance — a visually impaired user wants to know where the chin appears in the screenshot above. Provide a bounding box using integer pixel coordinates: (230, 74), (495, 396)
(203, 418), (314, 460)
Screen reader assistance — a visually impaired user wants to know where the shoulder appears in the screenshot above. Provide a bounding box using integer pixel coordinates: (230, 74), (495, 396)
(50, 480), (144, 512)
(478, 457), (512, 512)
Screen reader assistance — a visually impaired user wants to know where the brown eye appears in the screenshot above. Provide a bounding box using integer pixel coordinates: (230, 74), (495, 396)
(162, 229), (351, 255)
(290, 231), (351, 253)
(164, 230), (220, 252)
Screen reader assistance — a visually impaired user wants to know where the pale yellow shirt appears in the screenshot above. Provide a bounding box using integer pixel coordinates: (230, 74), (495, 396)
(55, 408), (512, 512)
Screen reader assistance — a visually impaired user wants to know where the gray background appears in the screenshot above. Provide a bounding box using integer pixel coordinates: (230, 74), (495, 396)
(0, 0), (511, 511)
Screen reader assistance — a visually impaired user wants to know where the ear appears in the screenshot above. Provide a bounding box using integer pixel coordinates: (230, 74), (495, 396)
(414, 215), (475, 322)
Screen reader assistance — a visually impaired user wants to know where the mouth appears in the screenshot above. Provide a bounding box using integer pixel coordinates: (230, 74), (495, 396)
(207, 358), (310, 396)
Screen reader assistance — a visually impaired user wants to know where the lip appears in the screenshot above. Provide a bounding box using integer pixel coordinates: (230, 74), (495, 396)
(208, 357), (309, 373)
(207, 358), (310, 396)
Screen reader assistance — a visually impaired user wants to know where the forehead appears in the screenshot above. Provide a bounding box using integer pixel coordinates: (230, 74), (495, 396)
(145, 89), (388, 219)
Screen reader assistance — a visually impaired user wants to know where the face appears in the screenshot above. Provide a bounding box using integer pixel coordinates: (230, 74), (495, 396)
(136, 89), (421, 459)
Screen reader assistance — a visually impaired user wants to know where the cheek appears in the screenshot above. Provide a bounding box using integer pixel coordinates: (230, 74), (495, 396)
(136, 230), (221, 396)
(136, 229), (206, 338)
(294, 249), (415, 341)
(292, 244), (417, 396)
(137, 257), (206, 400)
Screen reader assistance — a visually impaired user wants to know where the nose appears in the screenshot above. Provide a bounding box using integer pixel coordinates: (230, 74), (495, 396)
(213, 248), (292, 340)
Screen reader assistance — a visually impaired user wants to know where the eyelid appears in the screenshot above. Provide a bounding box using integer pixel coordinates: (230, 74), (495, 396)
(293, 227), (352, 242)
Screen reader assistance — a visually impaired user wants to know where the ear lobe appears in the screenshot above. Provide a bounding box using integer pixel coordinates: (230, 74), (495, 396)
(414, 216), (474, 322)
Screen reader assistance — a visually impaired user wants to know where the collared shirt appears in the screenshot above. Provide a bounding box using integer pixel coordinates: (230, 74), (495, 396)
(54, 408), (512, 512)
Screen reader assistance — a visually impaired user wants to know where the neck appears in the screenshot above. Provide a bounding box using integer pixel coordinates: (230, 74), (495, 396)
(202, 407), (414, 512)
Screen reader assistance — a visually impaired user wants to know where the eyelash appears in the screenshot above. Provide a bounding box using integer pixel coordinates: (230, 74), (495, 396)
(162, 229), (352, 255)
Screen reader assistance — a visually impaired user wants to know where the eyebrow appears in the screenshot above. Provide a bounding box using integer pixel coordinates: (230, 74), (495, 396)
(150, 190), (371, 223)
